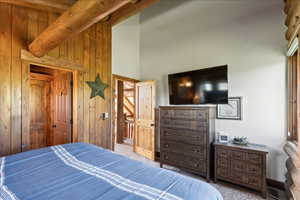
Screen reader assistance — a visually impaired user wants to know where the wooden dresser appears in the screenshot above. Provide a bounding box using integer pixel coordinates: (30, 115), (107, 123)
(159, 106), (215, 181)
(214, 142), (268, 198)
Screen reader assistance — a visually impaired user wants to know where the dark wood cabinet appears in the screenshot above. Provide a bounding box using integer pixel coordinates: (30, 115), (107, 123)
(214, 142), (268, 198)
(159, 106), (215, 181)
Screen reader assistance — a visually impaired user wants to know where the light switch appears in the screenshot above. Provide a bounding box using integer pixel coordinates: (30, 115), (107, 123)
(101, 112), (109, 120)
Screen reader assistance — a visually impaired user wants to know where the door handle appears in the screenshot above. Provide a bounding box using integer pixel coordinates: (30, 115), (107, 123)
(150, 123), (155, 127)
(52, 125), (57, 128)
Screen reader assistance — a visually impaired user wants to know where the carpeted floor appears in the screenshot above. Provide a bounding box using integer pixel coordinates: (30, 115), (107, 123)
(114, 143), (287, 200)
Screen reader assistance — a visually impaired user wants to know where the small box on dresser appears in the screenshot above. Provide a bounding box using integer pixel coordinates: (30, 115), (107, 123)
(214, 142), (268, 198)
(159, 106), (216, 181)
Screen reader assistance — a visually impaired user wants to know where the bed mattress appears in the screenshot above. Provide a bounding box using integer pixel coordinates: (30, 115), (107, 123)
(0, 143), (223, 200)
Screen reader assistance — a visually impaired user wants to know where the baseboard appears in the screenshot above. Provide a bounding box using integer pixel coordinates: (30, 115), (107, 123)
(267, 178), (285, 190)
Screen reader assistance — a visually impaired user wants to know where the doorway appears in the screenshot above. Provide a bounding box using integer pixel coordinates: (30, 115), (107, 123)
(113, 75), (137, 148)
(29, 65), (73, 150)
(112, 75), (156, 161)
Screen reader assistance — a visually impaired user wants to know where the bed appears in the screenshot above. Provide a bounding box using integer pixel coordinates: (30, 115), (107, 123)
(0, 143), (223, 200)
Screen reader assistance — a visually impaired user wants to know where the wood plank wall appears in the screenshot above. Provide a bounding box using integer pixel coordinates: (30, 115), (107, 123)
(0, 3), (112, 156)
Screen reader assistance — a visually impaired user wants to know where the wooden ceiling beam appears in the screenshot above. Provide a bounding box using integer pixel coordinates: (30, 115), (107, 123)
(0, 0), (73, 13)
(110, 0), (160, 26)
(285, 1), (300, 27)
(285, 0), (300, 41)
(29, 0), (132, 57)
(285, 0), (292, 14)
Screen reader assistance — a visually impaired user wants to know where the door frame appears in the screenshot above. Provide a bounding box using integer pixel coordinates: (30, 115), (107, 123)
(111, 74), (139, 151)
(21, 55), (85, 152)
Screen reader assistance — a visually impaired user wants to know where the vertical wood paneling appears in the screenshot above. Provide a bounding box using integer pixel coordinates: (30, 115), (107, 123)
(77, 70), (84, 143)
(0, 3), (113, 155)
(82, 30), (90, 143)
(89, 26), (96, 145)
(27, 10), (39, 45)
(95, 23), (104, 147)
(21, 61), (30, 152)
(37, 12), (48, 35)
(0, 3), (12, 156)
(106, 21), (112, 149)
(11, 6), (28, 154)
(47, 13), (60, 58)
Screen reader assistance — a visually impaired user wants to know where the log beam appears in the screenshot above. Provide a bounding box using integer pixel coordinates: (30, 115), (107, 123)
(29, 0), (131, 57)
(111, 0), (160, 26)
(285, 1), (300, 41)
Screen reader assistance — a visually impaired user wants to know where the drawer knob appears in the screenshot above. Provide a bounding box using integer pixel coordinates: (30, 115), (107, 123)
(165, 144), (169, 148)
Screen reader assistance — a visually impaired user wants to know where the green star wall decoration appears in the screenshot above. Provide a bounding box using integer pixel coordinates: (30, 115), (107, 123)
(86, 74), (108, 99)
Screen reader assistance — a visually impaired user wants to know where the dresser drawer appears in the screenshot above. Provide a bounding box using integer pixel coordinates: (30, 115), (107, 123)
(217, 157), (229, 168)
(174, 109), (208, 121)
(216, 148), (230, 159)
(161, 140), (206, 159)
(246, 153), (262, 165)
(161, 152), (206, 173)
(231, 160), (247, 172)
(247, 164), (262, 176)
(248, 176), (262, 189)
(231, 150), (246, 161)
(160, 118), (207, 130)
(231, 171), (248, 184)
(216, 167), (229, 178)
(160, 109), (175, 118)
(160, 128), (206, 145)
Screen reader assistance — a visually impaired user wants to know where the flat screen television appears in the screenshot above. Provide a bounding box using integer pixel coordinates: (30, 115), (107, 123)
(168, 65), (228, 105)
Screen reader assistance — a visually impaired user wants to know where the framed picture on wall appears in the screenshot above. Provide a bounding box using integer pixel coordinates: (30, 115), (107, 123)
(217, 97), (242, 120)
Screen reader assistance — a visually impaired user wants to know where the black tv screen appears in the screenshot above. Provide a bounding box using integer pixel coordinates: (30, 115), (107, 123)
(168, 65), (228, 105)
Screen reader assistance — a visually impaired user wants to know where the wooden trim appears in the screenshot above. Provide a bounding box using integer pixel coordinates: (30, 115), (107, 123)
(113, 74), (139, 83)
(288, 51), (298, 142)
(297, 47), (300, 144)
(30, 72), (53, 81)
(21, 49), (86, 72)
(124, 88), (134, 91)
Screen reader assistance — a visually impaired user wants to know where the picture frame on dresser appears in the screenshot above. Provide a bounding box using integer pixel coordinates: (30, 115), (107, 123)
(217, 97), (242, 120)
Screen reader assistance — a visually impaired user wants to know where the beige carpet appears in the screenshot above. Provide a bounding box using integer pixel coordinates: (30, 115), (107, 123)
(114, 143), (286, 200)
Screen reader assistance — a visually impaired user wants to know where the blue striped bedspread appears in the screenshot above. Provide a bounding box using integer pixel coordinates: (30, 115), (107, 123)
(0, 143), (223, 200)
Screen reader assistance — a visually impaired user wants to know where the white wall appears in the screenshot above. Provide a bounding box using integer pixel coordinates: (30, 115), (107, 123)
(140, 0), (287, 181)
(112, 14), (140, 80)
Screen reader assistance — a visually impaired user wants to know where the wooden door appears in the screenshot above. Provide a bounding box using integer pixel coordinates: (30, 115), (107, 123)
(51, 71), (72, 145)
(134, 81), (156, 160)
(30, 73), (52, 150)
